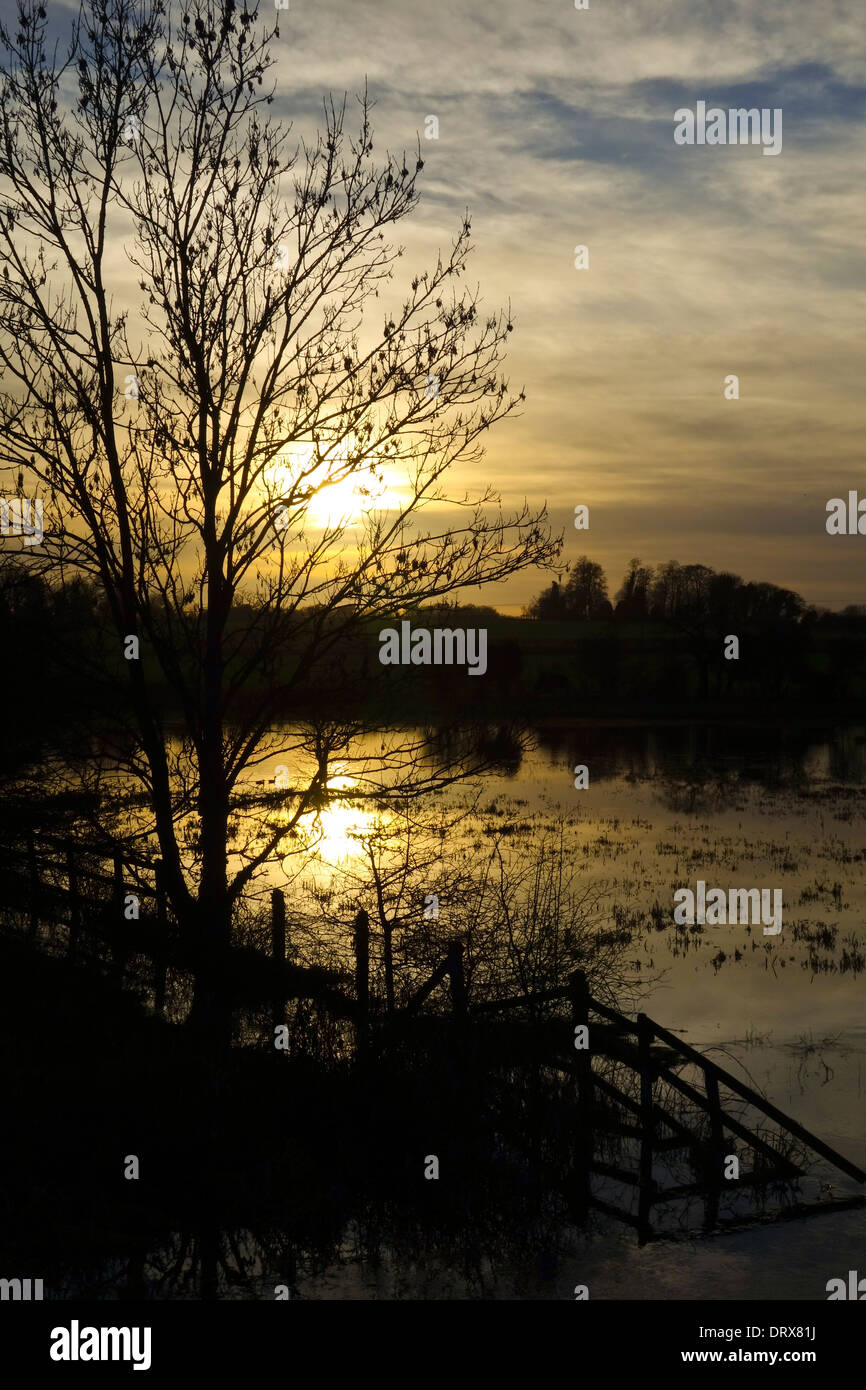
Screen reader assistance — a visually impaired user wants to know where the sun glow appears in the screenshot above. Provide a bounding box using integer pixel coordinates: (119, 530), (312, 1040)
(273, 443), (404, 529)
(300, 772), (378, 868)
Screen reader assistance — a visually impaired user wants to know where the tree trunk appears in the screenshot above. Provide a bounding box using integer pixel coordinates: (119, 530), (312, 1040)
(189, 540), (232, 1051)
(188, 726), (232, 1051)
(187, 894), (232, 1052)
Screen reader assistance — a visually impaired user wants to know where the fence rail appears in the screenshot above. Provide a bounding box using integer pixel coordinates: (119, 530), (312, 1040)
(0, 830), (353, 1022)
(1, 831), (863, 1210)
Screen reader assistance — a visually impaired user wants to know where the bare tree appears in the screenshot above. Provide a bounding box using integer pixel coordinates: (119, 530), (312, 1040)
(303, 804), (642, 1017)
(0, 0), (558, 1042)
(564, 555), (609, 619)
(614, 557), (653, 620)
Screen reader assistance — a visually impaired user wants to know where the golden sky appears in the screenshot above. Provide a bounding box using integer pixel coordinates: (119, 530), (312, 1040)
(49, 1), (866, 613)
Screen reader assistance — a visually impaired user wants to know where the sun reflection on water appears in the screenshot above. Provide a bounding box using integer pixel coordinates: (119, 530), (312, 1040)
(290, 771), (378, 871)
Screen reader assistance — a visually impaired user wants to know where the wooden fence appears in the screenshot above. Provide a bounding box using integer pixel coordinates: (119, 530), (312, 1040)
(1, 831), (863, 1241)
(462, 968), (865, 1240)
(0, 830), (353, 1026)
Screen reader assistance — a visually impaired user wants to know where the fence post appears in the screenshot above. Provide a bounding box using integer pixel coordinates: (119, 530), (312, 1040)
(154, 860), (167, 1017)
(271, 887), (286, 962)
(383, 916), (395, 1016)
(637, 1013), (655, 1243)
(705, 1070), (723, 1157)
(112, 852), (127, 982)
(66, 844), (80, 958)
(353, 908), (369, 1054)
(569, 969), (592, 1223)
(27, 831), (39, 940)
(271, 888), (287, 1034)
(704, 1069), (723, 1230)
(570, 970), (592, 1105)
(448, 939), (467, 1018)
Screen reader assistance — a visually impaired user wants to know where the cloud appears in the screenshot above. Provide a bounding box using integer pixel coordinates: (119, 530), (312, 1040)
(24, 0), (866, 609)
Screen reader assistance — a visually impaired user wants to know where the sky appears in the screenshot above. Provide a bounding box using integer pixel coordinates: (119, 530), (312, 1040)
(49, 0), (866, 613)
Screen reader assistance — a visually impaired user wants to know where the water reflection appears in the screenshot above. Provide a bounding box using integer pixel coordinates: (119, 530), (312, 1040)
(7, 719), (866, 1301)
(43, 1023), (865, 1301)
(296, 770), (377, 870)
(533, 722), (866, 787)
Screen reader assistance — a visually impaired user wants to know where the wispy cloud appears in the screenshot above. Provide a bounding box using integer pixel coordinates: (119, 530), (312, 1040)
(40, 0), (866, 608)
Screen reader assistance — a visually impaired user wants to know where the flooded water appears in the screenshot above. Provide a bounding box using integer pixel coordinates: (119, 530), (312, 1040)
(249, 718), (866, 1298)
(252, 720), (866, 1039)
(33, 720), (866, 1299)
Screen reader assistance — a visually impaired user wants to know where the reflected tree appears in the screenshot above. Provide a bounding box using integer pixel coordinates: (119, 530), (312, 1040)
(0, 0), (559, 1045)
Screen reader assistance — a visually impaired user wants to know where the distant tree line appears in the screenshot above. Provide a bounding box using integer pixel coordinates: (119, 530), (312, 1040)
(518, 556), (866, 709)
(4, 559), (866, 758)
(525, 556), (829, 628)
(0, 561), (101, 776)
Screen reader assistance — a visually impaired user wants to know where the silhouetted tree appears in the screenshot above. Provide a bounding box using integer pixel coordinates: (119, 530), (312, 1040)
(563, 556), (609, 620)
(614, 557), (653, 621)
(0, 0), (559, 1045)
(524, 578), (567, 620)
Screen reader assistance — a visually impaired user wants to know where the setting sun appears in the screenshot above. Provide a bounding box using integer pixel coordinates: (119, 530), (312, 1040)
(273, 443), (404, 529)
(311, 772), (377, 864)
